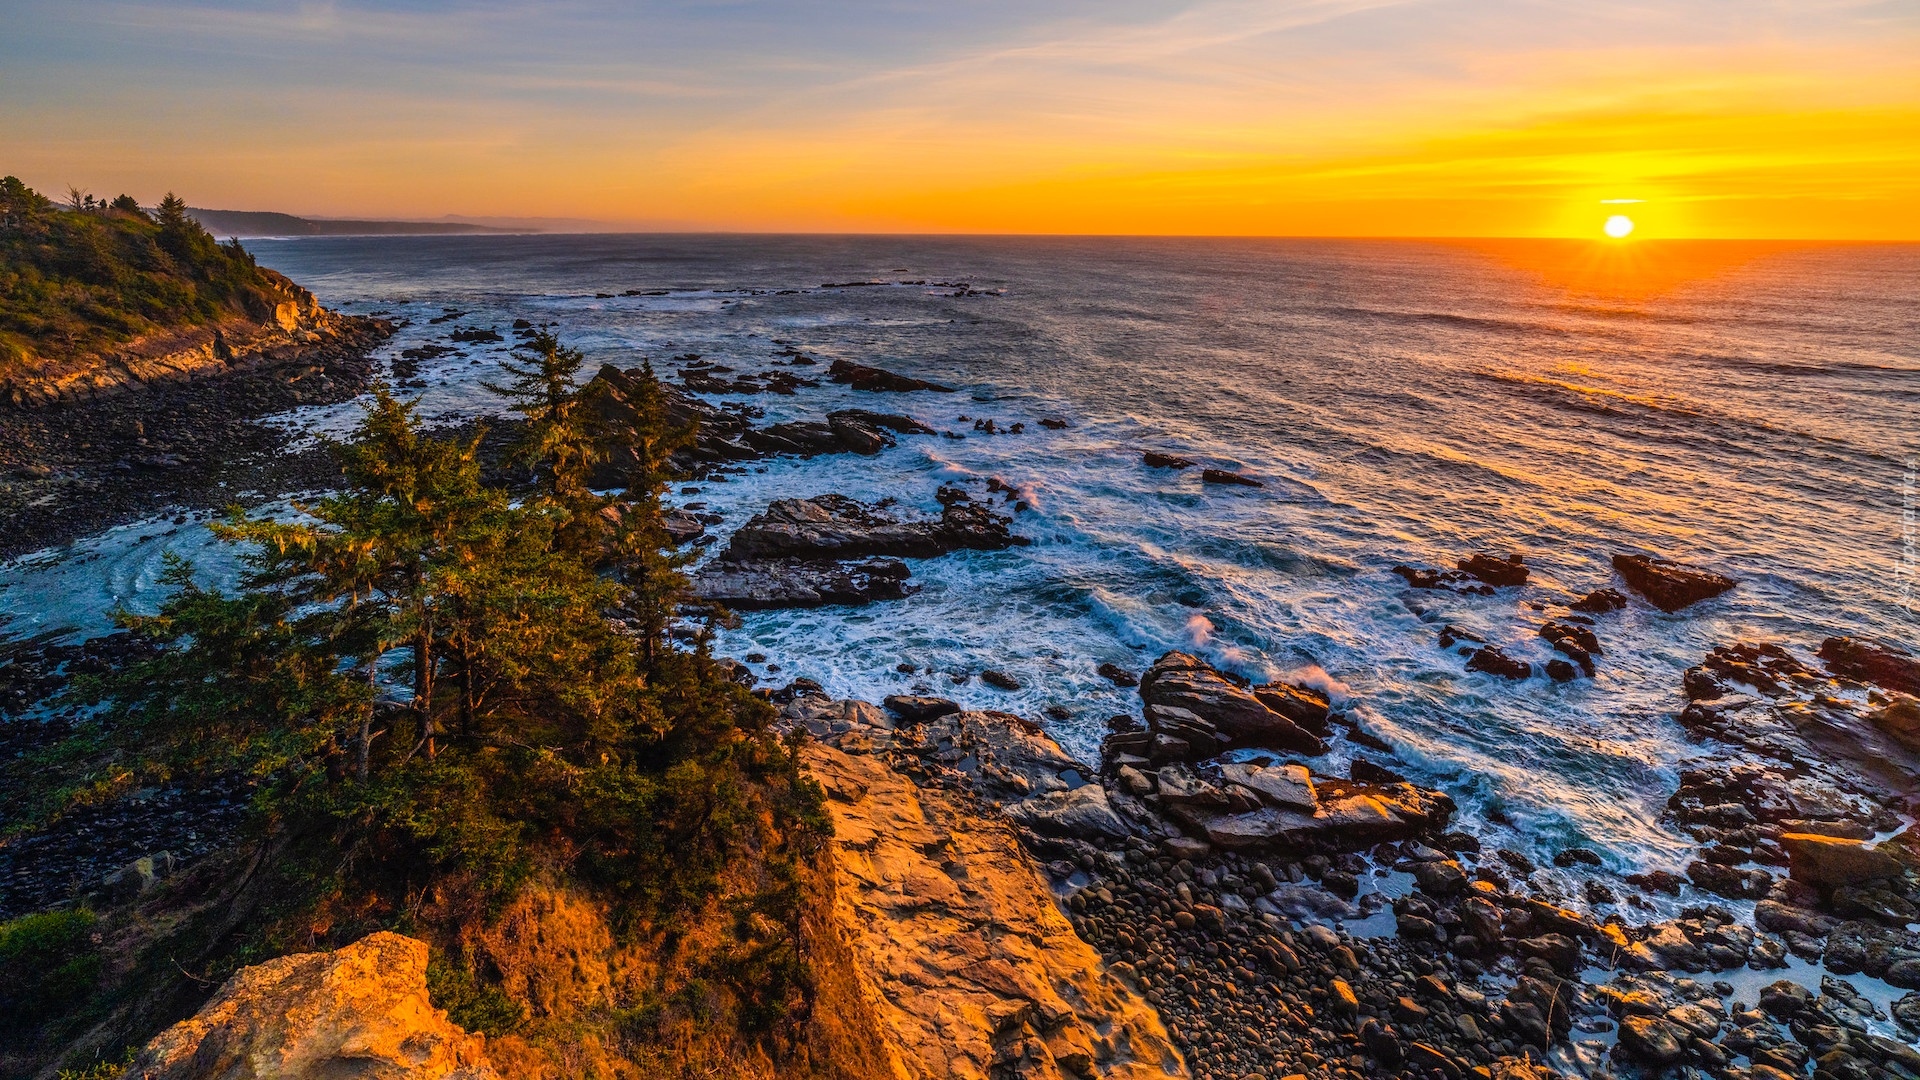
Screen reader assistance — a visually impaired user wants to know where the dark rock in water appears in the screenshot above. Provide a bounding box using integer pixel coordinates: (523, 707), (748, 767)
(1458, 552), (1528, 587)
(1201, 468), (1262, 488)
(1349, 759), (1406, 784)
(1436, 624), (1484, 650)
(1466, 645), (1530, 680)
(1392, 564), (1494, 595)
(1142, 451), (1194, 469)
(1818, 636), (1920, 695)
(1038, 417), (1069, 430)
(1139, 652), (1328, 756)
(1539, 620), (1600, 676)
(832, 408), (933, 435)
(826, 358), (954, 393)
(1545, 658), (1578, 682)
(981, 669), (1022, 691)
(1553, 847), (1604, 869)
(1096, 662), (1138, 687)
(882, 695), (961, 723)
(720, 493), (1025, 562)
(1571, 587), (1628, 613)
(447, 326), (502, 343)
(1612, 553), (1738, 612)
(689, 557), (911, 609)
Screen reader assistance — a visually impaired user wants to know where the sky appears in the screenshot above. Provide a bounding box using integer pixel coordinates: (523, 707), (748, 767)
(3, 1), (1918, 238)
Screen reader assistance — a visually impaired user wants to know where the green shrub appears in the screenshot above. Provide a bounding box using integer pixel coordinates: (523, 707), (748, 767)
(0, 909), (103, 1029)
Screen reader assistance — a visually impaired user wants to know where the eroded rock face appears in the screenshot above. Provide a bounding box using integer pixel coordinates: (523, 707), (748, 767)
(131, 931), (499, 1080)
(803, 743), (1185, 1080)
(1611, 553), (1737, 613)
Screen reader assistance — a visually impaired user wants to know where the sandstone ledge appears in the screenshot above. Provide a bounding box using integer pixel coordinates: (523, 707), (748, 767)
(804, 742), (1186, 1080)
(130, 931), (499, 1080)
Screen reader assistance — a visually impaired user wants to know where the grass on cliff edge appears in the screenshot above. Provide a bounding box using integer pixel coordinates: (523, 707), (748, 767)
(4, 336), (838, 1080)
(0, 177), (296, 376)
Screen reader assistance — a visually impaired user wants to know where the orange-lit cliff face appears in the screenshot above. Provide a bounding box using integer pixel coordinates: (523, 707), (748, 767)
(4, 3), (1917, 238)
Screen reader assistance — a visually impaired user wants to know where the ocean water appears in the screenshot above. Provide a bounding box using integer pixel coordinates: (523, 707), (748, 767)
(5, 234), (1918, 892)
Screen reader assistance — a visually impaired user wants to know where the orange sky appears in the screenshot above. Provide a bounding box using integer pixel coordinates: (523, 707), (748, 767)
(4, 2), (1918, 238)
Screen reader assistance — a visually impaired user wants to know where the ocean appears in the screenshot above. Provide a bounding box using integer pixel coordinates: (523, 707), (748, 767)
(4, 233), (1917, 891)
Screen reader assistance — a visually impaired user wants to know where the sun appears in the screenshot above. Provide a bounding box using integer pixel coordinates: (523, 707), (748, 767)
(1604, 214), (1635, 239)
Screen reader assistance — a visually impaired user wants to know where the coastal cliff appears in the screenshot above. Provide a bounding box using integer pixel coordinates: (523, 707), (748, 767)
(2, 272), (371, 409)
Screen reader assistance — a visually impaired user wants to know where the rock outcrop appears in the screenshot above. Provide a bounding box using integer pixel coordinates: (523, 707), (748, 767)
(1136, 652), (1328, 757)
(691, 491), (1025, 610)
(130, 931), (499, 1079)
(803, 741), (1185, 1079)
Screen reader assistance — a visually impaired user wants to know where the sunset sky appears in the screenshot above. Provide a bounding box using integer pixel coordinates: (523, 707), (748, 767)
(4, 1), (1918, 238)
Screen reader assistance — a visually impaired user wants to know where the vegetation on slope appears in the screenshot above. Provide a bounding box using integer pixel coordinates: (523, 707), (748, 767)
(0, 177), (298, 374)
(2, 334), (836, 1079)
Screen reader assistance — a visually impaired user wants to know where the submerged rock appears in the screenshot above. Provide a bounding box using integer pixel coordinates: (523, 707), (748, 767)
(1141, 451), (1194, 469)
(1611, 553), (1738, 612)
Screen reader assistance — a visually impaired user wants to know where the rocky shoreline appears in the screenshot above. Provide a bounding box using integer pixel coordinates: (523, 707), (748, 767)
(6, 322), (1919, 1078)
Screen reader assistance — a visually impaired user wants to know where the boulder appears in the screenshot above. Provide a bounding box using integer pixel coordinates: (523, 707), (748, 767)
(1096, 662), (1138, 687)
(1004, 784), (1131, 842)
(130, 932), (499, 1079)
(1818, 636), (1920, 695)
(1615, 1015), (1686, 1065)
(1142, 451), (1194, 470)
(883, 695), (961, 723)
(1781, 833), (1904, 888)
(1140, 652), (1327, 755)
(1611, 553), (1738, 612)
